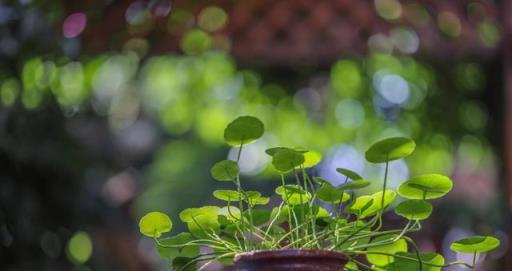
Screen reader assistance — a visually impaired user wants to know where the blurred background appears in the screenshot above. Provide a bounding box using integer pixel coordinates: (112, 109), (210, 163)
(0, 0), (511, 270)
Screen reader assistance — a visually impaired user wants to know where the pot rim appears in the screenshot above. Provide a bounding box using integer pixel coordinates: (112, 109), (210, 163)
(234, 249), (348, 263)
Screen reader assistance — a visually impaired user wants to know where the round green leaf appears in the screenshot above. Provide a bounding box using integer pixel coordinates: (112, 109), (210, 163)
(313, 177), (331, 185)
(450, 236), (500, 253)
(186, 214), (220, 238)
(336, 168), (363, 180)
(394, 200), (432, 220)
(139, 212), (173, 238)
(275, 185), (311, 205)
(210, 160), (239, 181)
(317, 184), (351, 203)
(179, 206), (220, 222)
(346, 190), (396, 218)
(365, 137), (416, 163)
(338, 179), (371, 190)
(218, 206), (241, 221)
(265, 147), (308, 156)
(367, 235), (408, 266)
(398, 174), (453, 200)
(271, 148), (305, 172)
(213, 190), (242, 202)
(224, 116), (264, 146)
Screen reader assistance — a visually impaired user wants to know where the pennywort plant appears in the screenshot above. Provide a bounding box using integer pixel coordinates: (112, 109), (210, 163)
(139, 116), (500, 271)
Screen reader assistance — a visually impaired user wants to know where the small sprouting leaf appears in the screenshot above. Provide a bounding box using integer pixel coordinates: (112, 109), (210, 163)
(394, 200), (432, 221)
(271, 148), (305, 172)
(317, 184), (351, 203)
(398, 174), (453, 200)
(367, 235), (408, 266)
(139, 212), (173, 238)
(336, 168), (363, 180)
(275, 185), (311, 205)
(213, 190), (243, 202)
(302, 150), (322, 168)
(385, 252), (444, 271)
(210, 160), (239, 181)
(157, 233), (200, 260)
(450, 236), (500, 253)
(224, 116), (264, 146)
(365, 137), (416, 163)
(338, 179), (371, 190)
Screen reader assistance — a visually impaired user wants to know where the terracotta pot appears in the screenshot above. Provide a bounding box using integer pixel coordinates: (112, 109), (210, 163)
(233, 249), (348, 271)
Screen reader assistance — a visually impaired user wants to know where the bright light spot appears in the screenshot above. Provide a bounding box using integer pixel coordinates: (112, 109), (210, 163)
(375, 0), (402, 20)
(335, 99), (365, 129)
(181, 29), (212, 55)
(373, 72), (410, 105)
(67, 232), (93, 265)
(478, 21), (501, 47)
(1, 78), (19, 106)
(198, 6), (228, 32)
(319, 145), (365, 186)
(126, 1), (150, 25)
(368, 34), (393, 53)
(103, 172), (137, 206)
(438, 12), (461, 38)
(330, 60), (362, 97)
(390, 27), (419, 54)
(378, 160), (409, 189)
(228, 140), (270, 176)
(63, 13), (87, 38)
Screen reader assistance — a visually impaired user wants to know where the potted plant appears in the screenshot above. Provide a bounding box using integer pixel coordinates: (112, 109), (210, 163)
(138, 116), (500, 271)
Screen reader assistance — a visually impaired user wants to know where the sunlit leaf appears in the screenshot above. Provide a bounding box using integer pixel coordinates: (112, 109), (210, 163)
(367, 235), (408, 266)
(210, 160), (239, 181)
(317, 184), (351, 203)
(302, 150), (322, 168)
(224, 116), (264, 146)
(394, 200), (432, 220)
(336, 168), (363, 180)
(186, 214), (220, 238)
(346, 190), (396, 218)
(398, 174), (453, 200)
(450, 236), (500, 253)
(275, 185), (311, 205)
(213, 190), (242, 202)
(365, 137), (416, 163)
(271, 148), (305, 172)
(139, 212), (173, 238)
(218, 206), (241, 222)
(179, 206), (220, 222)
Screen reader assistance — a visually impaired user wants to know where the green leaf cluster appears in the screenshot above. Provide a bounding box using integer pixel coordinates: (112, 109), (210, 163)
(138, 116), (500, 270)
